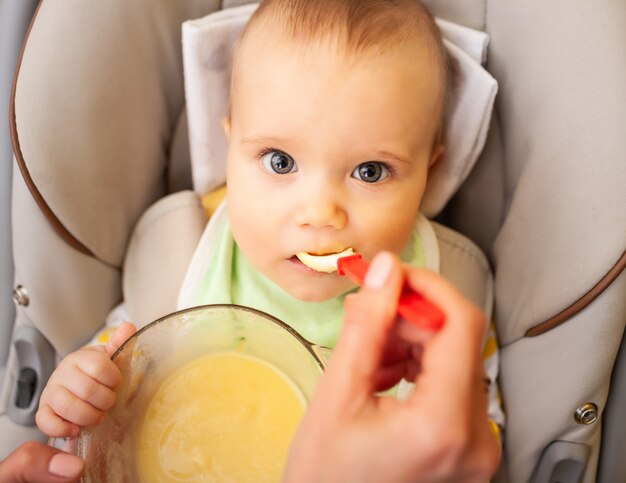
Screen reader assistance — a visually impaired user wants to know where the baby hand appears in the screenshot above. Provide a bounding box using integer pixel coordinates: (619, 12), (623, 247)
(36, 322), (137, 438)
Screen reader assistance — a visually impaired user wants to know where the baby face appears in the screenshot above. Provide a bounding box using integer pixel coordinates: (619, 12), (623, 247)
(226, 36), (443, 302)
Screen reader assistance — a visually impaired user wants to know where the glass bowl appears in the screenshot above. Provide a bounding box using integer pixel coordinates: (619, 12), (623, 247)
(73, 304), (330, 482)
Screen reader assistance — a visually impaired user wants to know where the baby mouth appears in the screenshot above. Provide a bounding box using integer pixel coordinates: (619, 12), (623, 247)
(295, 248), (355, 273)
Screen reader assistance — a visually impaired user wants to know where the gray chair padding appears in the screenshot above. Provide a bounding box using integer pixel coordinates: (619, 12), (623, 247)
(446, 2), (626, 481)
(0, 0), (39, 394)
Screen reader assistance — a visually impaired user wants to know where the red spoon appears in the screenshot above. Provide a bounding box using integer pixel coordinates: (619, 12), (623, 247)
(337, 254), (445, 331)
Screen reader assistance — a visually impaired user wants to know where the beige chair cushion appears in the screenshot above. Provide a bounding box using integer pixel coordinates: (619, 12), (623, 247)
(12, 0), (222, 268)
(123, 191), (207, 327)
(446, 1), (626, 481)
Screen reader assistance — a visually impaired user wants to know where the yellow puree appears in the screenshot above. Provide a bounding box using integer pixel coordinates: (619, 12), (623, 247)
(136, 353), (305, 482)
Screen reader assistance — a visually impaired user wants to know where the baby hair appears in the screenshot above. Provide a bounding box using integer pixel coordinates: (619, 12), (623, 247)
(235, 0), (450, 129)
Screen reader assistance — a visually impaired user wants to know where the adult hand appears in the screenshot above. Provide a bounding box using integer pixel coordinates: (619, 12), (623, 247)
(0, 441), (84, 483)
(283, 252), (500, 482)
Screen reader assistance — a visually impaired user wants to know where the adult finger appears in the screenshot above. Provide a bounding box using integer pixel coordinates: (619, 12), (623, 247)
(0, 441), (84, 483)
(105, 322), (137, 357)
(404, 268), (485, 344)
(326, 252), (404, 401)
(403, 269), (485, 410)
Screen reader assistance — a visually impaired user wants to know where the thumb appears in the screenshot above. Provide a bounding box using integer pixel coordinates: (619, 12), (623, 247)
(326, 252), (403, 399)
(105, 322), (137, 357)
(0, 442), (84, 482)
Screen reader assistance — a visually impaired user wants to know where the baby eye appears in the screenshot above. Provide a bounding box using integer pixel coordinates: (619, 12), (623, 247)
(261, 150), (298, 174)
(352, 162), (390, 183)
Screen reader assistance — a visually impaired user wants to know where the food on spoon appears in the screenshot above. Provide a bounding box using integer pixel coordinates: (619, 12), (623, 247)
(300, 248), (446, 330)
(296, 248), (355, 273)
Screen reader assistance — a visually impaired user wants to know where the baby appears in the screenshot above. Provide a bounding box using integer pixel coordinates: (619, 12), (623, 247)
(37, 0), (503, 450)
(181, 0), (449, 348)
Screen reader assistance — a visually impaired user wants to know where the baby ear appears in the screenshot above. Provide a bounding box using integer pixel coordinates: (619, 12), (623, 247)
(221, 116), (231, 140)
(429, 143), (445, 168)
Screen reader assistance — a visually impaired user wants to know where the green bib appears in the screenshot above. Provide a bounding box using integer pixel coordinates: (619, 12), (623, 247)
(195, 218), (424, 348)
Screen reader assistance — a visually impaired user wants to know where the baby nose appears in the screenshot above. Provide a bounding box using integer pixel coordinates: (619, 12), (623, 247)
(296, 196), (347, 230)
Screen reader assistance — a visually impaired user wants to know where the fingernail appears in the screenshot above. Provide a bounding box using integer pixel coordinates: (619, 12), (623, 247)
(49, 452), (83, 478)
(365, 252), (394, 289)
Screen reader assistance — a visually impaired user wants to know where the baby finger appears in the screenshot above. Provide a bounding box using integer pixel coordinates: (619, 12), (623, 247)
(46, 386), (106, 427)
(62, 365), (117, 411)
(35, 404), (80, 439)
(72, 349), (122, 389)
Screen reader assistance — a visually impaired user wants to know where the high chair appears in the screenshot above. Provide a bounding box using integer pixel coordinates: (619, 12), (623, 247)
(1, 0), (625, 481)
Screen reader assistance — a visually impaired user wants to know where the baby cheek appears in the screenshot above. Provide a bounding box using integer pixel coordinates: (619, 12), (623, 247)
(228, 203), (260, 251)
(366, 217), (416, 255)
